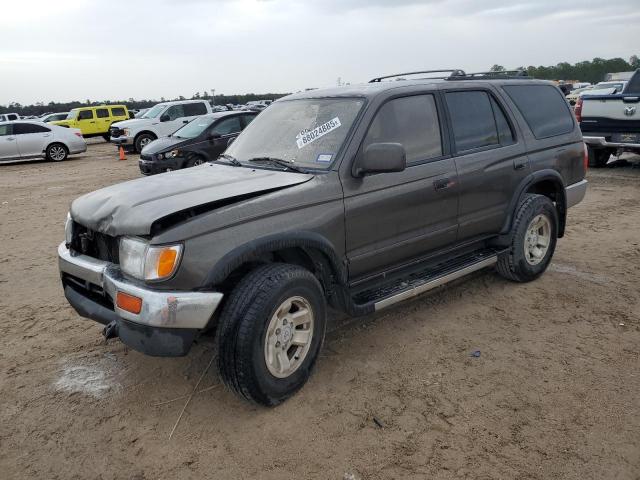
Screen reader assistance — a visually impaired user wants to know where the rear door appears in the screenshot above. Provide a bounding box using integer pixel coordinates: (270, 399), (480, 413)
(0, 124), (19, 160)
(14, 123), (51, 157)
(95, 108), (110, 134)
(443, 88), (528, 241)
(342, 93), (459, 279)
(76, 109), (96, 135)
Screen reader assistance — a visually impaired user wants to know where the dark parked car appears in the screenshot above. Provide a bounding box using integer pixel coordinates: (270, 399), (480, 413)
(138, 111), (257, 175)
(58, 69), (587, 406)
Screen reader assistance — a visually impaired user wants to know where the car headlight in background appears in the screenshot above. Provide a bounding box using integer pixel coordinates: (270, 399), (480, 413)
(123, 128), (130, 136)
(119, 237), (182, 281)
(64, 212), (73, 245)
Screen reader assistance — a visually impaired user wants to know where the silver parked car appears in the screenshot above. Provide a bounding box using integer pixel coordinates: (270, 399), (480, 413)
(0, 121), (87, 163)
(38, 112), (69, 123)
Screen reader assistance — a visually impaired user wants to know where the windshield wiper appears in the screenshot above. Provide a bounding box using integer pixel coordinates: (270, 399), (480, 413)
(215, 153), (242, 167)
(247, 157), (306, 173)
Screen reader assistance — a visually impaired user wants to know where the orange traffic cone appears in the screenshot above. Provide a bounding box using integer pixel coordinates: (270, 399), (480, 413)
(119, 146), (126, 161)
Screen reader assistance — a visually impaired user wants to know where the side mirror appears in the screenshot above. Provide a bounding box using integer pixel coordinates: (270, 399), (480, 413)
(354, 143), (406, 177)
(160, 114), (170, 122)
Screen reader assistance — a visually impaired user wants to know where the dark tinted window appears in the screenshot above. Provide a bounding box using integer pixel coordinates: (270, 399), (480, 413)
(111, 107), (126, 116)
(490, 97), (514, 144)
(503, 85), (574, 138)
(96, 108), (109, 118)
(184, 102), (208, 116)
(211, 117), (242, 135)
(242, 113), (258, 128)
(446, 91), (498, 151)
(78, 110), (93, 120)
(165, 104), (185, 120)
(0, 124), (12, 136)
(14, 123), (51, 134)
(362, 94), (442, 164)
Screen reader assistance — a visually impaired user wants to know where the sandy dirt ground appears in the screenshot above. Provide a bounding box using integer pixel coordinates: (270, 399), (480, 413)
(1, 141), (639, 480)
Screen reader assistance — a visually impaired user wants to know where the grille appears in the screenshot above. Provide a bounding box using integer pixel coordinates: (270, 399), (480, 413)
(71, 222), (119, 263)
(110, 126), (124, 138)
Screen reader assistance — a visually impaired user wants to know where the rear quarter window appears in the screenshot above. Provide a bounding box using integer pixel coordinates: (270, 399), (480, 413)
(184, 102), (208, 116)
(111, 107), (126, 117)
(503, 85), (574, 139)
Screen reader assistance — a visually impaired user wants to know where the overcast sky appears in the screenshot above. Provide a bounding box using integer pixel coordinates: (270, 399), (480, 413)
(1, 0), (638, 105)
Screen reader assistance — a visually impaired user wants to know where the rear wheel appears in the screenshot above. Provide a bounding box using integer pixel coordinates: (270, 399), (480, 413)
(134, 133), (156, 153)
(216, 263), (326, 406)
(496, 194), (558, 282)
(46, 143), (68, 162)
(587, 147), (611, 168)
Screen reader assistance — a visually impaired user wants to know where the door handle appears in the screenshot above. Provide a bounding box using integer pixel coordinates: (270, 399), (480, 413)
(513, 159), (527, 170)
(6, 137), (14, 141)
(43, 133), (51, 137)
(433, 178), (452, 191)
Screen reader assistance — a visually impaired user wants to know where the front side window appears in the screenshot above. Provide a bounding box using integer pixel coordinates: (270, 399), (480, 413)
(503, 85), (574, 139)
(211, 117), (242, 136)
(173, 115), (216, 139)
(165, 105), (185, 120)
(184, 103), (208, 116)
(362, 94), (442, 164)
(78, 110), (93, 120)
(14, 123), (50, 134)
(446, 91), (499, 152)
(111, 107), (126, 117)
(96, 108), (109, 118)
(225, 98), (364, 170)
(242, 114), (258, 127)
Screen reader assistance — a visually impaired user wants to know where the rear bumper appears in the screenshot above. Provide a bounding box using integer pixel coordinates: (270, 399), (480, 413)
(583, 136), (640, 150)
(58, 242), (223, 356)
(566, 179), (588, 208)
(69, 143), (87, 155)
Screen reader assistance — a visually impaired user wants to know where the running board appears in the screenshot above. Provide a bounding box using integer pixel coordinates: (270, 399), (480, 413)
(373, 255), (497, 311)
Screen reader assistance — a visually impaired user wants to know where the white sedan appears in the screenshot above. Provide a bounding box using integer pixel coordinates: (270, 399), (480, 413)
(0, 120), (87, 163)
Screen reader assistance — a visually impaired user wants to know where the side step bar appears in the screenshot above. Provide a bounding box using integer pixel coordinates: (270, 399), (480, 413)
(373, 255), (498, 311)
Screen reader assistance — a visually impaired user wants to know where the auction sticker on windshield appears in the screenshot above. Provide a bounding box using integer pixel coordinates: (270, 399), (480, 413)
(296, 117), (341, 149)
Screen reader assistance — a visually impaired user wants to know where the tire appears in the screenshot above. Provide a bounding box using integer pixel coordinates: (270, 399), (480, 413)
(46, 143), (68, 162)
(496, 193), (558, 283)
(185, 153), (206, 168)
(216, 263), (327, 406)
(587, 147), (611, 168)
(134, 133), (156, 153)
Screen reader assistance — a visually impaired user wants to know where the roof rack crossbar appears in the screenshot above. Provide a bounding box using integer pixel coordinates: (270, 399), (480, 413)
(369, 69), (466, 83)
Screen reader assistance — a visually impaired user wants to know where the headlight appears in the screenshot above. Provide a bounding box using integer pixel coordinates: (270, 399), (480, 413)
(157, 153), (164, 160)
(119, 237), (183, 281)
(166, 149), (179, 158)
(123, 128), (130, 136)
(64, 212), (73, 245)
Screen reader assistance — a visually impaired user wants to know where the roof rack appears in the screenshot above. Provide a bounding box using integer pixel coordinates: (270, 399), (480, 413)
(369, 69), (466, 83)
(445, 70), (530, 81)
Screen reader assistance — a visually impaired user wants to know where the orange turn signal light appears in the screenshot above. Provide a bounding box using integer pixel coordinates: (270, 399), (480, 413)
(157, 248), (178, 278)
(116, 291), (142, 314)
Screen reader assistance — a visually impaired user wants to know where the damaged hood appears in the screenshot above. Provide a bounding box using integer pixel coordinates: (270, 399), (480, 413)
(70, 164), (313, 236)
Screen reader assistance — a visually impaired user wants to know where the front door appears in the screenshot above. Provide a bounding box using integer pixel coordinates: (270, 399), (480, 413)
(443, 89), (529, 240)
(342, 93), (459, 280)
(76, 109), (96, 136)
(0, 124), (19, 160)
(207, 116), (243, 157)
(14, 123), (51, 158)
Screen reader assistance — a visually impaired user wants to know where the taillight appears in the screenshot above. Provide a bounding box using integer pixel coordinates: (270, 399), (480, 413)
(583, 143), (589, 172)
(574, 97), (583, 123)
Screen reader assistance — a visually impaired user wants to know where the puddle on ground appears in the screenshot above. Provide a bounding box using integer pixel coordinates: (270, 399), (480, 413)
(54, 356), (121, 398)
(549, 263), (612, 285)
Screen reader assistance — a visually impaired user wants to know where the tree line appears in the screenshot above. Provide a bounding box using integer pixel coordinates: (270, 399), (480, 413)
(3, 56), (639, 116)
(490, 55), (639, 84)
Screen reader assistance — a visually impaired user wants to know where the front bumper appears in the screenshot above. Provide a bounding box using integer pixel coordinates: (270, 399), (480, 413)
(138, 156), (183, 175)
(110, 135), (133, 146)
(58, 242), (223, 356)
(583, 136), (640, 150)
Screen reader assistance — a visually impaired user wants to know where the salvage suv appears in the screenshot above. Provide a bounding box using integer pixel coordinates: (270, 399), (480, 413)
(58, 69), (588, 406)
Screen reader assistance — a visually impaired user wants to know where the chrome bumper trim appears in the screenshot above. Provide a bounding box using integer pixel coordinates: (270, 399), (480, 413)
(583, 136), (640, 149)
(58, 242), (222, 329)
(566, 179), (588, 209)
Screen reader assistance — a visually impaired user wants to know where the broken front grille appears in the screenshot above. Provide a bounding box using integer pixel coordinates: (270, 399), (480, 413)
(70, 222), (119, 263)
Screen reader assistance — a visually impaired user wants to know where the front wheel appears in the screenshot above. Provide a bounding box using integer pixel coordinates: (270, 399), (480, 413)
(185, 154), (206, 168)
(46, 143), (68, 162)
(216, 263), (326, 406)
(134, 133), (156, 153)
(496, 194), (558, 282)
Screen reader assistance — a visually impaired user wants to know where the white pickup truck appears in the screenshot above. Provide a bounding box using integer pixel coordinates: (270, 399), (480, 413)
(577, 69), (640, 167)
(109, 100), (212, 153)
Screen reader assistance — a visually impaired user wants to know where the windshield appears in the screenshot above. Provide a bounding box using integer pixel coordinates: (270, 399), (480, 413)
(65, 110), (78, 120)
(141, 104), (165, 119)
(225, 98), (364, 170)
(174, 115), (216, 138)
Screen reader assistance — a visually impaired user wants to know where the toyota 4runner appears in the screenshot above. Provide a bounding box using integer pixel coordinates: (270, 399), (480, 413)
(58, 69), (588, 406)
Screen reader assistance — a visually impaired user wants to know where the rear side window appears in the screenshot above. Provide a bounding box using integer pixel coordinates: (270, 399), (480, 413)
(362, 94), (442, 164)
(0, 124), (13, 135)
(242, 113), (258, 127)
(78, 110), (93, 120)
(96, 108), (109, 118)
(14, 123), (50, 134)
(445, 91), (500, 151)
(490, 97), (514, 145)
(503, 85), (574, 139)
(111, 107), (126, 117)
(184, 102), (208, 116)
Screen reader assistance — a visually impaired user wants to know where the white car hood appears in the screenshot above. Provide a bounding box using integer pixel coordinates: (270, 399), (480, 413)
(111, 118), (156, 129)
